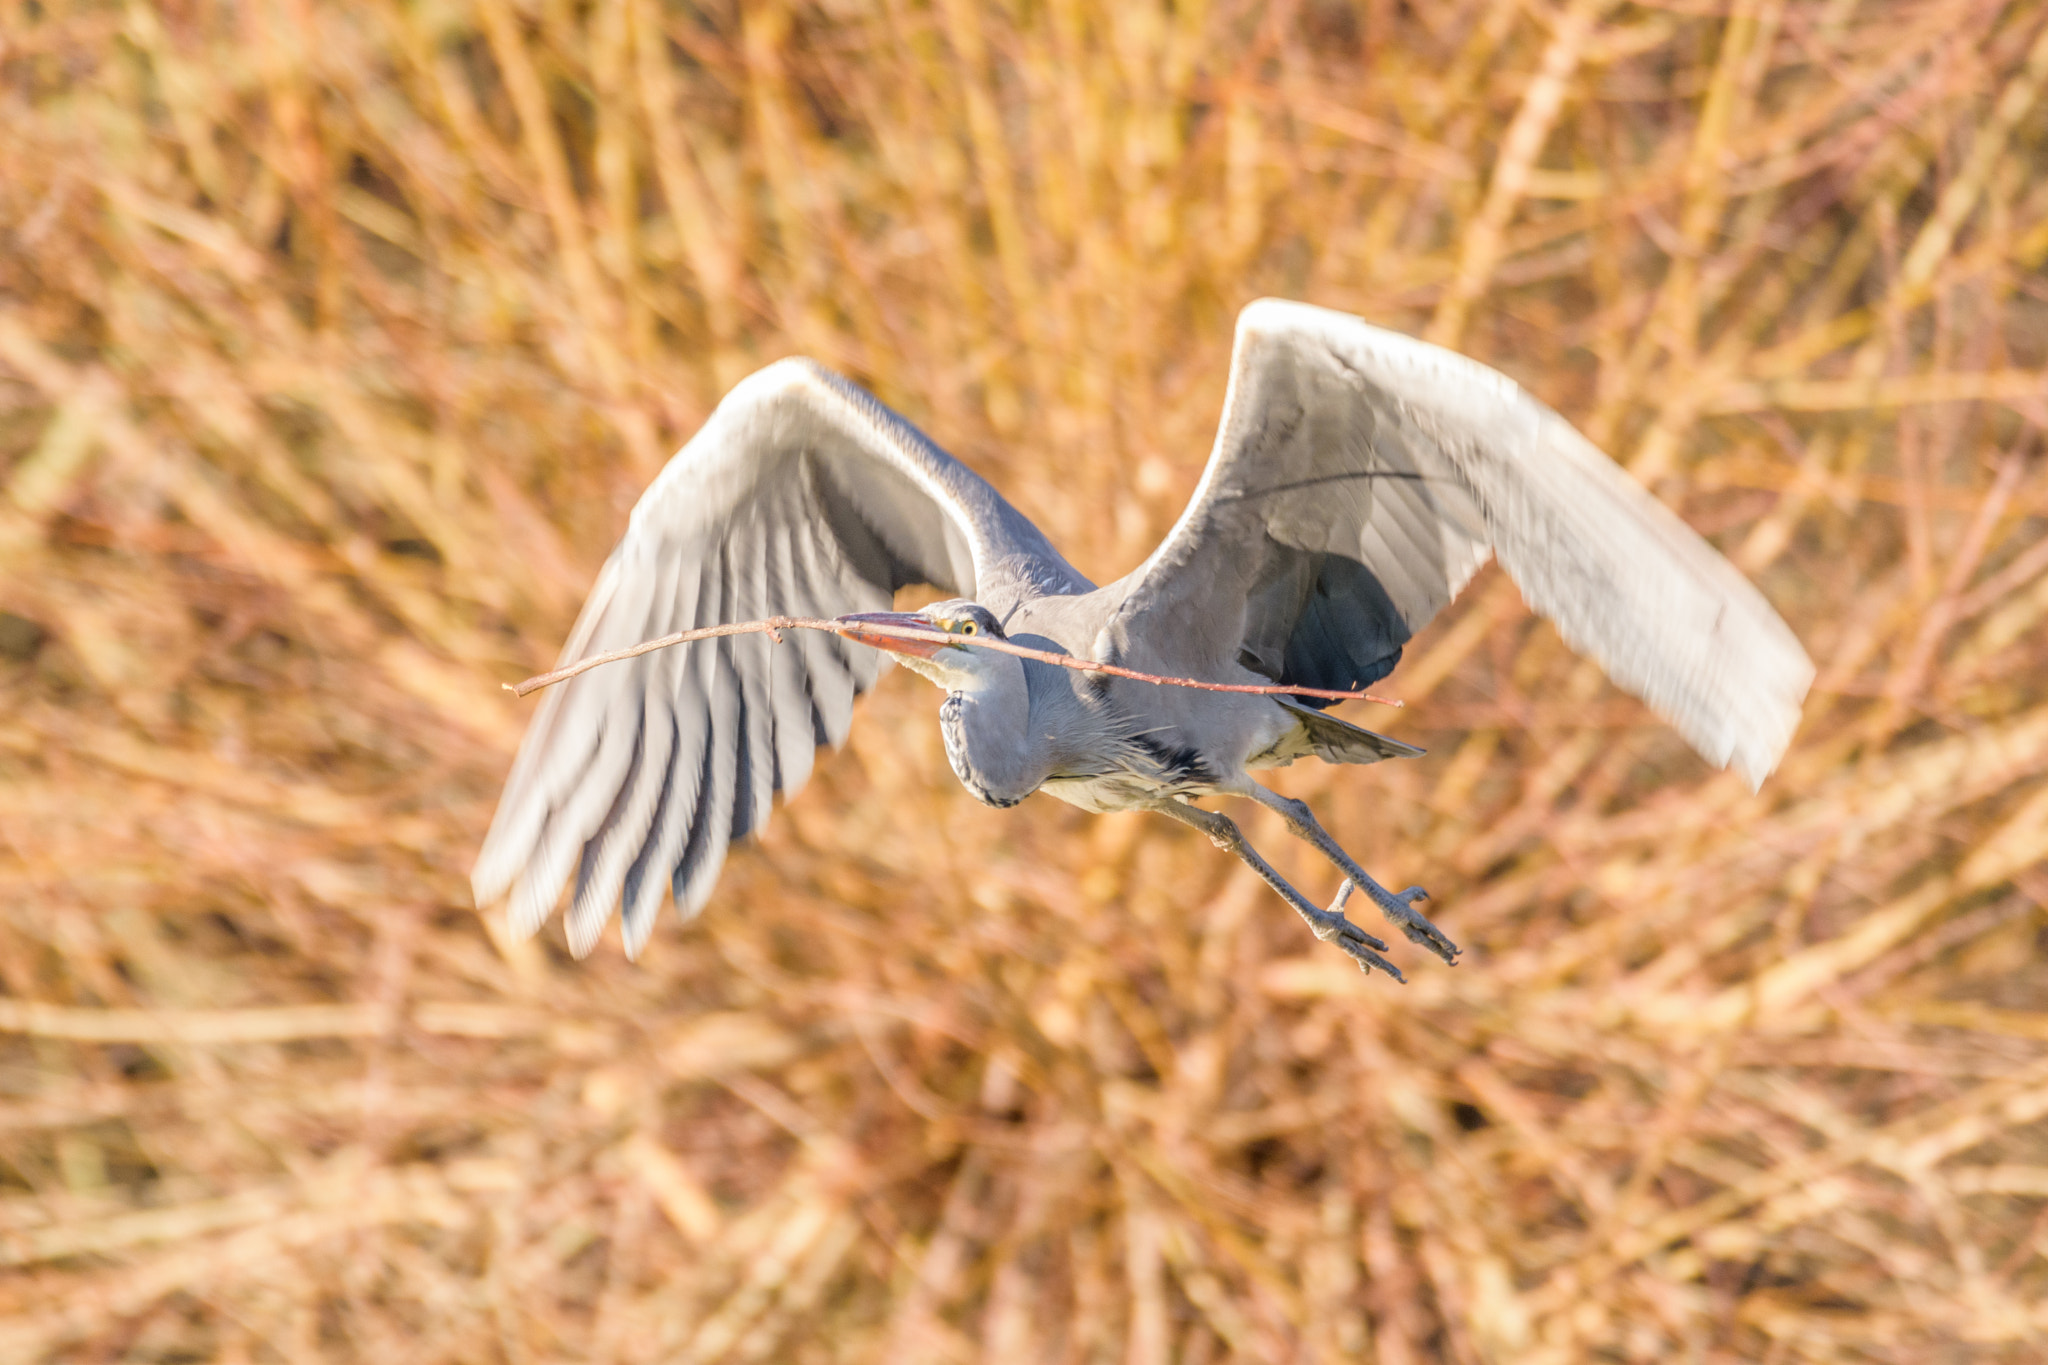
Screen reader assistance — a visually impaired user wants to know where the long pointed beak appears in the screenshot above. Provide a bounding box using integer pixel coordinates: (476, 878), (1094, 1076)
(835, 611), (947, 658)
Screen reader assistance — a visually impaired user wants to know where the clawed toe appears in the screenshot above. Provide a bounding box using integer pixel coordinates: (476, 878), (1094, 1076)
(1336, 935), (1405, 982)
(1407, 925), (1460, 964)
(1312, 881), (1404, 980)
(1325, 915), (1389, 956)
(1358, 880), (1460, 965)
(1391, 899), (1460, 964)
(1309, 887), (1389, 954)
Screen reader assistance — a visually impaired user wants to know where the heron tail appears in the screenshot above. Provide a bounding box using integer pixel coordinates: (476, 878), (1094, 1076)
(1252, 698), (1426, 769)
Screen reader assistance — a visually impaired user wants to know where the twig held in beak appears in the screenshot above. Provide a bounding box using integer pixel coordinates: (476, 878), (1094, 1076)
(504, 615), (1403, 707)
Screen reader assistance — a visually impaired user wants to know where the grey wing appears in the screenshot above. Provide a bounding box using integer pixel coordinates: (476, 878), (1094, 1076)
(1112, 298), (1812, 787)
(472, 358), (1087, 957)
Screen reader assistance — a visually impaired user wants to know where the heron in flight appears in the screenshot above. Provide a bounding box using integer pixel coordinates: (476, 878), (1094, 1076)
(474, 300), (1811, 979)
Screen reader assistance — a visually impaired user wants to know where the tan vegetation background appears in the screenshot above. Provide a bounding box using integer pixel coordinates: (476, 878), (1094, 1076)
(4, 0), (2048, 1360)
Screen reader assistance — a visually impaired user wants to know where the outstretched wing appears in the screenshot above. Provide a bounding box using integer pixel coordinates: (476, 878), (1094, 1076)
(1109, 298), (1812, 786)
(473, 359), (1088, 957)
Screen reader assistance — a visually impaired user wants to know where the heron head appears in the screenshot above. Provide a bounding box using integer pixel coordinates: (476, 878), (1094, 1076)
(836, 600), (1010, 692)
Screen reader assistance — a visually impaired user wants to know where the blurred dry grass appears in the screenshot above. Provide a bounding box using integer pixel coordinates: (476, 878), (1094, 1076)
(4, 0), (2048, 1360)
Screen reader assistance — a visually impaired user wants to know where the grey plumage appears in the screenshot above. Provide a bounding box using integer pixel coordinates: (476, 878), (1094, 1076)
(473, 299), (1813, 977)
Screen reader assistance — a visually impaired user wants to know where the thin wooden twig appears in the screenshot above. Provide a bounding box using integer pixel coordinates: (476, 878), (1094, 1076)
(504, 615), (1403, 706)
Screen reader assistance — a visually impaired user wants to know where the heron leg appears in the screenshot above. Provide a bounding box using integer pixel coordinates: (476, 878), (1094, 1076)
(1148, 799), (1406, 981)
(1246, 785), (1460, 965)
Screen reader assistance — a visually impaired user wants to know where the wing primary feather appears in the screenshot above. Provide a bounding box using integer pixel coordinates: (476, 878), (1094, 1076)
(507, 677), (638, 938)
(484, 546), (669, 919)
(470, 565), (627, 908)
(675, 541), (746, 919)
(762, 513), (822, 795)
(725, 522), (778, 842)
(563, 551), (691, 954)
(567, 682), (680, 957)
(790, 522), (872, 739)
(727, 653), (759, 843)
(475, 553), (633, 906)
(620, 706), (685, 959)
(674, 643), (741, 920)
(565, 717), (642, 959)
(647, 648), (714, 923)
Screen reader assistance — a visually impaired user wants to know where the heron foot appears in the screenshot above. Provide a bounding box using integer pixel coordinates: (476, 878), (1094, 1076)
(1310, 882), (1404, 982)
(1245, 786), (1460, 970)
(1162, 801), (1410, 984)
(1346, 878), (1459, 965)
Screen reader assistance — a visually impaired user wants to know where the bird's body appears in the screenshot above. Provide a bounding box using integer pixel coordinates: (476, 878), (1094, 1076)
(474, 300), (1812, 978)
(910, 593), (1404, 814)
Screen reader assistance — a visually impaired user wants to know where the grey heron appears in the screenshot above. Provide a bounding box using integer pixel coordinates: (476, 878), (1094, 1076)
(473, 299), (1812, 979)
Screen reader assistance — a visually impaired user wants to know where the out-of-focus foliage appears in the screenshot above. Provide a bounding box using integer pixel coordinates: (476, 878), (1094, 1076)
(4, 0), (2048, 1360)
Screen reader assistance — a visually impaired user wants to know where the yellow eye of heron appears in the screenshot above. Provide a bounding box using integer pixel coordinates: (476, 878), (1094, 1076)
(960, 621), (978, 635)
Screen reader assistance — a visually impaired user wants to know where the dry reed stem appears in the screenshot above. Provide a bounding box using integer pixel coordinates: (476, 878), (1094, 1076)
(4, 2), (2048, 1362)
(506, 614), (1405, 705)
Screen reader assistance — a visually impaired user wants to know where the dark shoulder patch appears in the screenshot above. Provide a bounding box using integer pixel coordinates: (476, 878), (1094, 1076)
(1132, 733), (1211, 785)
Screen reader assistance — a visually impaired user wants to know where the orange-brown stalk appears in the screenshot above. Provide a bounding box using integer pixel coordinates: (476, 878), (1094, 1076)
(507, 616), (1404, 706)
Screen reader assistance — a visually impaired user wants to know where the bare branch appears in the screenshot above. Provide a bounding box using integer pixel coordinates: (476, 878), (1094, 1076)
(504, 615), (1404, 706)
